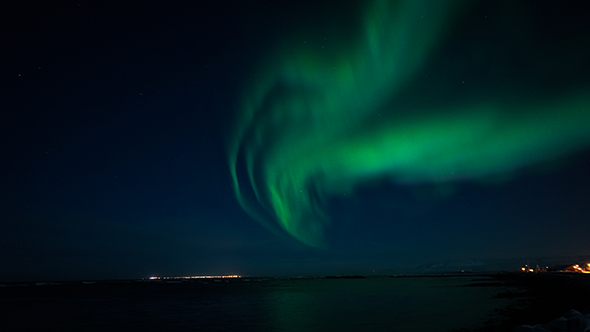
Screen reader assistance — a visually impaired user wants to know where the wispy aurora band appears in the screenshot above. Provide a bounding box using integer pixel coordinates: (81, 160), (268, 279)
(228, 0), (590, 247)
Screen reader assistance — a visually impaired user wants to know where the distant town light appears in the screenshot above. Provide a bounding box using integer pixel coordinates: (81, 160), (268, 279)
(521, 262), (590, 274)
(149, 275), (241, 280)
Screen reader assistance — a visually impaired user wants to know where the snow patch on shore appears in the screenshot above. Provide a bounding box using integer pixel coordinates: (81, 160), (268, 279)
(514, 309), (590, 332)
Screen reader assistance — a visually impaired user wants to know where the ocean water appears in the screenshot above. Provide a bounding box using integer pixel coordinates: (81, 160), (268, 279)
(0, 276), (515, 332)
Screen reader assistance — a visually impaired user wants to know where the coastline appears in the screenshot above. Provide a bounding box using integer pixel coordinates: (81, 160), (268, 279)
(2, 272), (590, 331)
(466, 272), (590, 332)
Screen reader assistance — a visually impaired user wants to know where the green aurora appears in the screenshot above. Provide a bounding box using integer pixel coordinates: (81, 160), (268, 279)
(228, 0), (590, 247)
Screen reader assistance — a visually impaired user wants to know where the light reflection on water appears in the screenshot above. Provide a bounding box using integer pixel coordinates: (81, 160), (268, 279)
(266, 276), (510, 332)
(0, 276), (512, 332)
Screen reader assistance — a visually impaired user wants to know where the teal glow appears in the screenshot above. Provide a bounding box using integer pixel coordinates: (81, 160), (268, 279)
(228, 0), (590, 247)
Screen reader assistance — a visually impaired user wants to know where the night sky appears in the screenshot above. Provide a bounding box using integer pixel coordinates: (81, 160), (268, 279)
(2, 1), (590, 282)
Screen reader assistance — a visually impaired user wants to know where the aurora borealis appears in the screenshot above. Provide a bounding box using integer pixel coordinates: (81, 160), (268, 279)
(3, 1), (590, 281)
(230, 0), (590, 247)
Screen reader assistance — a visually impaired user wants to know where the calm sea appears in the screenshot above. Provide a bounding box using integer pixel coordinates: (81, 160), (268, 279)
(0, 276), (516, 332)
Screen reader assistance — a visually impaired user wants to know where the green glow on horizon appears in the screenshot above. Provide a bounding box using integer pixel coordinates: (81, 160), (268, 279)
(228, 0), (590, 247)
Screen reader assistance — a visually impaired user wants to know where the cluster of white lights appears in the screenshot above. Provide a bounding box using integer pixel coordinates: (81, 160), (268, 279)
(149, 275), (241, 280)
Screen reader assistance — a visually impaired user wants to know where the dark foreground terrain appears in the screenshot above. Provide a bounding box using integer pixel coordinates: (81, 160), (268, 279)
(466, 272), (590, 332)
(1, 272), (589, 332)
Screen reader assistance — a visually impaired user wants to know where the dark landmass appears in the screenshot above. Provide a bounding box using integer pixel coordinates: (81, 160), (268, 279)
(390, 273), (497, 278)
(325, 275), (367, 279)
(462, 272), (590, 332)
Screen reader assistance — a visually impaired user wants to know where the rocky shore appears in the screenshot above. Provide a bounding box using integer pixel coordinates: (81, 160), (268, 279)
(512, 309), (590, 332)
(465, 272), (590, 332)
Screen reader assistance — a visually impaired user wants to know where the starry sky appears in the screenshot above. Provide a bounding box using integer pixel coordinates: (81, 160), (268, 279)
(2, 1), (590, 281)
